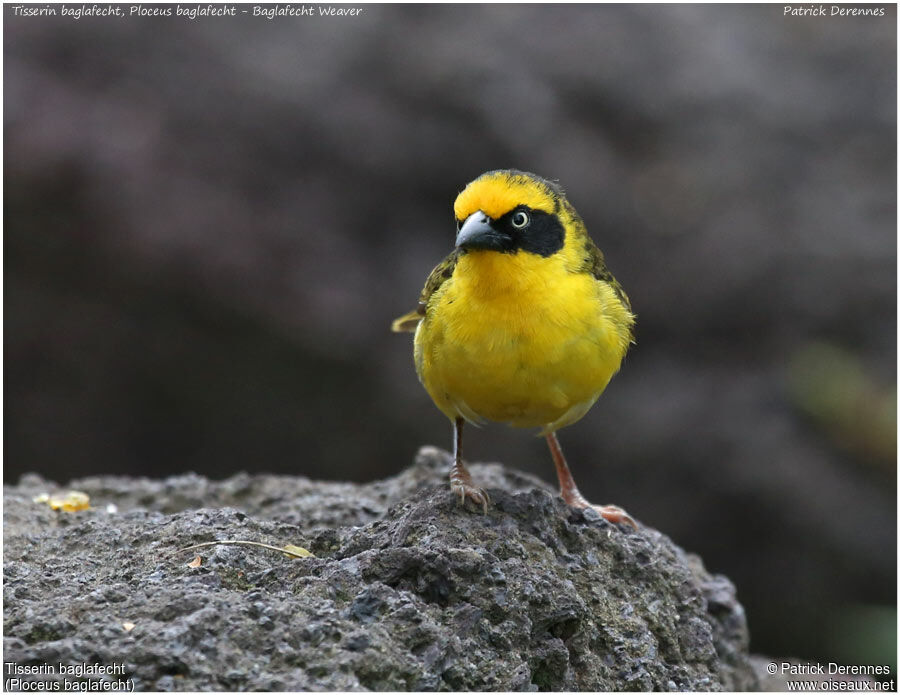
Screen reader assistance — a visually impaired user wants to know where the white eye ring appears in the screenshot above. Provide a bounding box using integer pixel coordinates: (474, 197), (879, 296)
(511, 211), (530, 229)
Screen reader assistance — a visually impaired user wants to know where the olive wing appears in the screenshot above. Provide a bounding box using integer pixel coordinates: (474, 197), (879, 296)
(390, 249), (460, 333)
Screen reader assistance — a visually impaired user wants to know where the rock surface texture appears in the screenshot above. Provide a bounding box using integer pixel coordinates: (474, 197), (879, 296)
(4, 448), (758, 691)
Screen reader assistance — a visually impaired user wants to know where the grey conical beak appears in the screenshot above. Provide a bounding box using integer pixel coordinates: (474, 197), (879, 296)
(456, 211), (511, 251)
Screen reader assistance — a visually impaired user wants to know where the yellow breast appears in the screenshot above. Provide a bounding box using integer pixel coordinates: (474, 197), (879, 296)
(414, 249), (631, 432)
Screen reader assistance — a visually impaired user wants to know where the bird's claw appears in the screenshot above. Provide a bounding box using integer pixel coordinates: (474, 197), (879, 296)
(450, 480), (490, 514)
(560, 488), (639, 530)
(590, 503), (638, 530)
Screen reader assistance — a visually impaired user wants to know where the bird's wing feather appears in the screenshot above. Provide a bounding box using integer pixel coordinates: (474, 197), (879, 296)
(583, 238), (632, 312)
(391, 249), (460, 333)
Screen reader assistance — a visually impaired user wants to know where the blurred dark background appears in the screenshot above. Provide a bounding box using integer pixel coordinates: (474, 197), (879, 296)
(4, 3), (896, 673)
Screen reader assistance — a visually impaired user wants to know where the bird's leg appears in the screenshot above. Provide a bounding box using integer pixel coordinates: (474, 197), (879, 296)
(545, 431), (637, 529)
(448, 417), (490, 513)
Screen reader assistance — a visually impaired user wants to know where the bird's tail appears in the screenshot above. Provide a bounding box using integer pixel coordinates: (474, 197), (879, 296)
(391, 310), (422, 333)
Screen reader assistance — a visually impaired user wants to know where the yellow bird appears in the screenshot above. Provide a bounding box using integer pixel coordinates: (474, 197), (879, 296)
(392, 169), (637, 528)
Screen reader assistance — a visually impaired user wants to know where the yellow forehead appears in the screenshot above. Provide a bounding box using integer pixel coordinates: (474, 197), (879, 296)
(453, 171), (558, 221)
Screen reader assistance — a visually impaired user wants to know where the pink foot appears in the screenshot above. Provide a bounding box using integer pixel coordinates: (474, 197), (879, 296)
(449, 468), (490, 514)
(589, 503), (638, 530)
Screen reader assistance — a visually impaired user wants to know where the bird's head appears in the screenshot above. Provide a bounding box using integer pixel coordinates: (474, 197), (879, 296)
(452, 169), (584, 261)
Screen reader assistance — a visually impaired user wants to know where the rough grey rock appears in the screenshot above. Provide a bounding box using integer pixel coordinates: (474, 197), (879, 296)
(4, 448), (757, 691)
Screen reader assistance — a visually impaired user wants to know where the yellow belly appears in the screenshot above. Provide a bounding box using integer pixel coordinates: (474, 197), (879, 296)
(414, 251), (631, 432)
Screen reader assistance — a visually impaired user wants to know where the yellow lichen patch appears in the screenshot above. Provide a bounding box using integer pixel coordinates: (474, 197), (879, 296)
(33, 490), (91, 512)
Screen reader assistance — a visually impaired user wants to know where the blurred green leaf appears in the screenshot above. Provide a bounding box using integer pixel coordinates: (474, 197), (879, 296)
(789, 342), (896, 470)
(829, 604), (897, 677)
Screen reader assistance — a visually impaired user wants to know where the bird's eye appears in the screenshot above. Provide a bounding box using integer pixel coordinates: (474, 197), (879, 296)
(511, 210), (530, 229)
